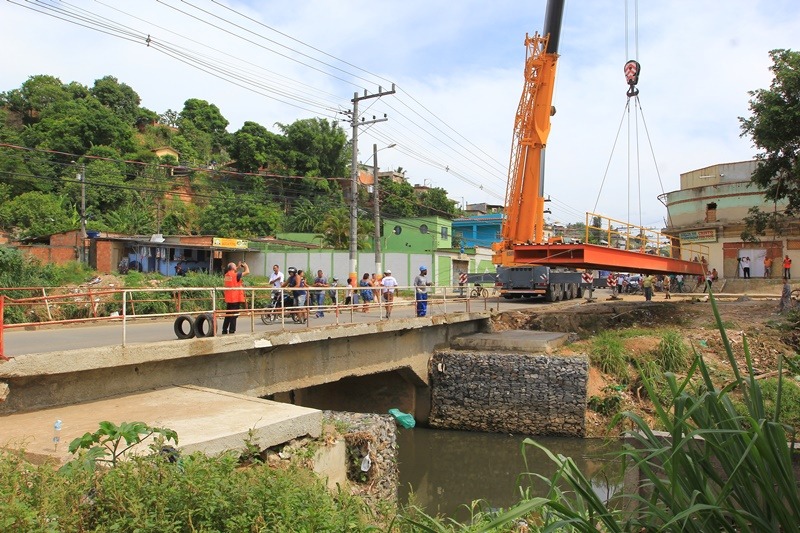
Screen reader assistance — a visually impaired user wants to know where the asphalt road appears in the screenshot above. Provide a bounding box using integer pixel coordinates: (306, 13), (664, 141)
(2, 292), (617, 357)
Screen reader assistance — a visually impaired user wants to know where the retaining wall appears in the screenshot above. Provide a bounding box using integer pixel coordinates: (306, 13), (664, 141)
(428, 350), (587, 437)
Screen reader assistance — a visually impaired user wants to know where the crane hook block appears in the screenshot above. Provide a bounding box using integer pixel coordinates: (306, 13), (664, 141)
(624, 60), (641, 97)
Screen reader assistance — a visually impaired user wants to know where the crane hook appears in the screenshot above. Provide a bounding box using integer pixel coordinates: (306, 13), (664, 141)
(624, 60), (640, 97)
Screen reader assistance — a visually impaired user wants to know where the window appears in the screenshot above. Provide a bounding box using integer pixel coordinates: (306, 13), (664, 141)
(706, 202), (717, 223)
(441, 226), (449, 238)
(419, 224), (429, 234)
(393, 225), (402, 235)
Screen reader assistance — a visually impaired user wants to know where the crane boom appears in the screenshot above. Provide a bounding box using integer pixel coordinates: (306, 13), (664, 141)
(493, 0), (565, 266)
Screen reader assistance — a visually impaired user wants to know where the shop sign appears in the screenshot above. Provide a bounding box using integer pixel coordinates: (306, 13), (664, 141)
(679, 229), (717, 243)
(212, 237), (249, 249)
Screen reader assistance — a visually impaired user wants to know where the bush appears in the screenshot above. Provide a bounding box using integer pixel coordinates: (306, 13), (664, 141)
(590, 331), (629, 382)
(0, 449), (373, 531)
(651, 329), (690, 372)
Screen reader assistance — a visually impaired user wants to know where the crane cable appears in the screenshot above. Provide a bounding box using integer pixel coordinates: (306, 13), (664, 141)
(592, 0), (671, 237)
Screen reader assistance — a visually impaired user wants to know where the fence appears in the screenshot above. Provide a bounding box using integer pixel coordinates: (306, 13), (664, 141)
(0, 284), (497, 357)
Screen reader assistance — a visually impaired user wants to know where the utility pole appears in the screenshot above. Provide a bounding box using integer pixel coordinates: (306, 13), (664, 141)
(80, 163), (86, 239)
(78, 163), (87, 264)
(373, 144), (382, 276)
(348, 85), (395, 280)
(372, 143), (396, 276)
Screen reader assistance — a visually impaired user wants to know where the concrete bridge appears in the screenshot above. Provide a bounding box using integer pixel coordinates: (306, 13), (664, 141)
(0, 311), (492, 420)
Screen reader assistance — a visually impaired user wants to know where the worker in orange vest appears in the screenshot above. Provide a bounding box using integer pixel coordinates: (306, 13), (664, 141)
(784, 255), (793, 280)
(222, 260), (249, 334)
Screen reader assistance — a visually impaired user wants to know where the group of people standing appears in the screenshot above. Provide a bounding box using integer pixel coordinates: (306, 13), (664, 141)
(759, 255), (792, 279)
(218, 263), (434, 333)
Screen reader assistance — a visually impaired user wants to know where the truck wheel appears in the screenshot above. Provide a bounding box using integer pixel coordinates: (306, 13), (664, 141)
(193, 312), (215, 338)
(547, 284), (559, 302)
(174, 315), (196, 339)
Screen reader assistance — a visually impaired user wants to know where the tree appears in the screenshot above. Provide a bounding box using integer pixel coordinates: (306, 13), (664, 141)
(104, 195), (156, 234)
(90, 76), (141, 125)
(277, 118), (348, 178)
(229, 121), (285, 173)
(22, 97), (134, 155)
(0, 191), (75, 239)
(160, 109), (180, 127)
(1, 74), (69, 124)
(418, 187), (458, 218)
(198, 189), (283, 238)
(379, 176), (417, 218)
(740, 49), (800, 214)
(161, 197), (200, 235)
(588, 215), (604, 244)
(288, 197), (325, 232)
(317, 207), (373, 249)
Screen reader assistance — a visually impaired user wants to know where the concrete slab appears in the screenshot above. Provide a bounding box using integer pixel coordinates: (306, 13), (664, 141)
(0, 385), (322, 464)
(451, 330), (569, 353)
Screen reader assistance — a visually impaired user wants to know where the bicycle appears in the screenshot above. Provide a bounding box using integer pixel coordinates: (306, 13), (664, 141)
(261, 291), (306, 324)
(669, 280), (692, 293)
(470, 283), (489, 298)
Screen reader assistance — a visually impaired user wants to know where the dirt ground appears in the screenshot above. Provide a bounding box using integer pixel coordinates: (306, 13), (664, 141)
(489, 293), (798, 437)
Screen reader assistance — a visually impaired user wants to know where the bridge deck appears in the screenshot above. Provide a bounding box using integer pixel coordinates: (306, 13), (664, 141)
(511, 243), (707, 275)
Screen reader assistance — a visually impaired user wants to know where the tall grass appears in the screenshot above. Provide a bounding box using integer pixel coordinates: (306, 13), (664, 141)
(522, 292), (800, 531)
(590, 332), (629, 382)
(651, 330), (689, 372)
(400, 292), (800, 531)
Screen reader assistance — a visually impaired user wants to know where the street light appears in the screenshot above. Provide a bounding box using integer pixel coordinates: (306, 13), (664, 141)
(371, 143), (396, 275)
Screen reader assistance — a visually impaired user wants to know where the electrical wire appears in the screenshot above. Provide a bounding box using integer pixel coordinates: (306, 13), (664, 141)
(7, 0), (591, 219)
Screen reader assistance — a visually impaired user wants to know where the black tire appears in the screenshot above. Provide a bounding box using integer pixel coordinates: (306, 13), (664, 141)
(174, 315), (196, 339)
(547, 285), (558, 302)
(566, 284), (575, 300)
(261, 310), (276, 325)
(193, 312), (214, 338)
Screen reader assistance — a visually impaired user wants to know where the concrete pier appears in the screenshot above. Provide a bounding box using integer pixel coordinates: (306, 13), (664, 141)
(0, 385), (322, 464)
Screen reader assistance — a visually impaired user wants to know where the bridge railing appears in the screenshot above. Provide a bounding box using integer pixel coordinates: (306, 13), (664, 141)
(0, 284), (497, 355)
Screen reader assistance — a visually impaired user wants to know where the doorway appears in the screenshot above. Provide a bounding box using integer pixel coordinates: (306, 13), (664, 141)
(738, 248), (766, 278)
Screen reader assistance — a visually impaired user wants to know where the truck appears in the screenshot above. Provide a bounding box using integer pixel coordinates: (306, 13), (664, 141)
(492, 0), (590, 300)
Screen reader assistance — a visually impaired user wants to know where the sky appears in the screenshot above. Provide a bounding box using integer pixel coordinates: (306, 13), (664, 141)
(3, 0), (800, 229)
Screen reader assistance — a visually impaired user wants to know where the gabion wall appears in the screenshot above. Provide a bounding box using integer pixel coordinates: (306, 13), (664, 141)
(428, 349), (587, 437)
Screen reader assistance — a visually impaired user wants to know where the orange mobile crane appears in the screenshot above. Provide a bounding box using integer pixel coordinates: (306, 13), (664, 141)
(493, 0), (706, 298)
(492, 0), (588, 300)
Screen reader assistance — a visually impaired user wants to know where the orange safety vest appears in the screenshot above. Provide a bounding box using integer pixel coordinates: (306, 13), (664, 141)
(224, 270), (245, 304)
(784, 257), (793, 269)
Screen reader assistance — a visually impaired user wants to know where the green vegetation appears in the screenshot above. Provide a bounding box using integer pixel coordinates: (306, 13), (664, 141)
(402, 294), (800, 531)
(64, 421), (177, 470)
(1, 448), (373, 532)
(589, 331), (629, 382)
(0, 74), (459, 242)
(650, 329), (690, 372)
(739, 49), (800, 239)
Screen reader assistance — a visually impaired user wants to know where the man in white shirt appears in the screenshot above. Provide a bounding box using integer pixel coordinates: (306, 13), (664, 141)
(268, 264), (284, 308)
(381, 269), (398, 318)
(741, 256), (751, 279)
(269, 264), (284, 289)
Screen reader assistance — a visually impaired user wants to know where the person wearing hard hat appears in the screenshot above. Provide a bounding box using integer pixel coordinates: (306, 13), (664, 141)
(414, 265), (432, 317)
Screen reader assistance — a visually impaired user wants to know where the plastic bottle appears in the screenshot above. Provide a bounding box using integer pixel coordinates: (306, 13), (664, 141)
(53, 419), (62, 451)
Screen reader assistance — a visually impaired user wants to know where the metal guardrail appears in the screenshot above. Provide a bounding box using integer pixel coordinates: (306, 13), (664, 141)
(0, 284), (497, 356)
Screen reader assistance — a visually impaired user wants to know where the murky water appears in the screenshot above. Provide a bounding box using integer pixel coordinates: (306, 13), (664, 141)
(397, 427), (623, 521)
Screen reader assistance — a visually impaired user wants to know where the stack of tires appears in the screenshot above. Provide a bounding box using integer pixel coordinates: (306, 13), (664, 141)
(173, 313), (215, 339)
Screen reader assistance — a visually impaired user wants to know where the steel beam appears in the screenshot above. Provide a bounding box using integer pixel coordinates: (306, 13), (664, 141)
(512, 243), (707, 275)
